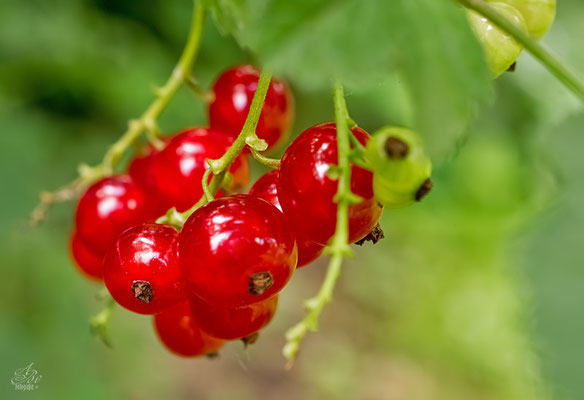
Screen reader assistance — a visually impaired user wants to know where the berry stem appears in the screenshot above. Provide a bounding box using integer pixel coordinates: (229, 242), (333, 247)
(157, 70), (273, 225)
(250, 148), (281, 169)
(457, 0), (584, 101)
(31, 0), (207, 225)
(283, 80), (354, 366)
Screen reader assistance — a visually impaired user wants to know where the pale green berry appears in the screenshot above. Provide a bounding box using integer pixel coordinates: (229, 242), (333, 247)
(365, 127), (432, 209)
(467, 2), (528, 78)
(488, 0), (556, 39)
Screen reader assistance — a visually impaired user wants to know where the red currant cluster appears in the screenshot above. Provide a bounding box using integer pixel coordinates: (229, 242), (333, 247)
(70, 65), (385, 357)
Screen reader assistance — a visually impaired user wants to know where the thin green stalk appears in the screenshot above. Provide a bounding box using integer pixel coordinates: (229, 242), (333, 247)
(31, 0), (207, 226)
(250, 148), (281, 169)
(283, 80), (355, 366)
(458, 0), (584, 101)
(157, 70), (273, 226)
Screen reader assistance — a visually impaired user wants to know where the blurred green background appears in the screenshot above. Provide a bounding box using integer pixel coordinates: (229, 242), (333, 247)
(1, 0), (584, 399)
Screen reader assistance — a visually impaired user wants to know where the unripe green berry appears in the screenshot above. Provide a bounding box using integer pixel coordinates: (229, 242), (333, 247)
(488, 0), (556, 39)
(467, 2), (528, 78)
(365, 127), (432, 209)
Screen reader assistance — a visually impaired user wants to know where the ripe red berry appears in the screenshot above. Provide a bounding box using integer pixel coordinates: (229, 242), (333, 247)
(209, 65), (294, 152)
(104, 224), (188, 315)
(190, 294), (278, 340)
(278, 122), (383, 245)
(70, 233), (104, 280)
(249, 170), (324, 267)
(73, 175), (159, 278)
(128, 144), (172, 215)
(152, 128), (250, 212)
(178, 194), (297, 308)
(153, 301), (224, 357)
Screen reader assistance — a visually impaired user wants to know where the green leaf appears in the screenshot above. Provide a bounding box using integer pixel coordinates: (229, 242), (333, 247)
(523, 112), (584, 400)
(205, 0), (491, 160)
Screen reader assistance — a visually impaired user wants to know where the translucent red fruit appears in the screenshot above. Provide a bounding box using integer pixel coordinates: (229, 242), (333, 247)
(104, 224), (188, 315)
(190, 294), (278, 340)
(73, 175), (159, 276)
(152, 127), (250, 212)
(128, 144), (172, 215)
(178, 194), (297, 308)
(278, 122), (383, 245)
(153, 301), (224, 357)
(249, 170), (324, 267)
(209, 65), (294, 152)
(70, 233), (104, 280)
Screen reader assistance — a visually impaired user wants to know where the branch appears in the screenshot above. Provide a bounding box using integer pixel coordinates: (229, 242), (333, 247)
(282, 80), (355, 367)
(31, 0), (207, 225)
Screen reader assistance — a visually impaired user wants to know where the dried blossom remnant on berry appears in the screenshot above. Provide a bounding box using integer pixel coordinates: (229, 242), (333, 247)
(355, 224), (385, 246)
(249, 272), (273, 295)
(241, 332), (260, 347)
(132, 280), (153, 303)
(415, 178), (433, 202)
(384, 137), (409, 159)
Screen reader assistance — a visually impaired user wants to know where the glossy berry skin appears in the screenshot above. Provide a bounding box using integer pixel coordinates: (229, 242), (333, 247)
(209, 65), (294, 152)
(74, 175), (159, 275)
(249, 170), (324, 267)
(154, 301), (224, 357)
(467, 3), (528, 78)
(152, 128), (250, 212)
(104, 224), (188, 315)
(70, 233), (104, 280)
(278, 122), (383, 246)
(190, 294), (278, 340)
(178, 194), (297, 308)
(128, 143), (172, 215)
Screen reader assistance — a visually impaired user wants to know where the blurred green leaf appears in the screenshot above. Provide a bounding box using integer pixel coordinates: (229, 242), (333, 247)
(523, 111), (584, 400)
(206, 0), (491, 159)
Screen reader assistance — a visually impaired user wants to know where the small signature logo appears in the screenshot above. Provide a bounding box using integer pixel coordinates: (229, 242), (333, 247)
(10, 363), (42, 391)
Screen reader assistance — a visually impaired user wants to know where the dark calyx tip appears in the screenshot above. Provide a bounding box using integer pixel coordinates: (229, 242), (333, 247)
(206, 351), (220, 359)
(507, 62), (517, 72)
(241, 332), (260, 348)
(132, 280), (153, 303)
(415, 178), (433, 202)
(248, 272), (273, 295)
(355, 224), (385, 246)
(384, 137), (409, 159)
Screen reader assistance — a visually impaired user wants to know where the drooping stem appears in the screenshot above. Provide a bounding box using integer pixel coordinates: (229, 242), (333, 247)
(31, 0), (207, 225)
(157, 70), (273, 226)
(458, 0), (584, 101)
(90, 0), (206, 175)
(283, 80), (356, 366)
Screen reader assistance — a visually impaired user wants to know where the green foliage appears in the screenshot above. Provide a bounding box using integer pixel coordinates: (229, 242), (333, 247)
(205, 0), (492, 159)
(1, 0), (584, 399)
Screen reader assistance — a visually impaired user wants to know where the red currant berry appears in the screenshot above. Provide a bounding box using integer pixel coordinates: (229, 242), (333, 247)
(209, 65), (294, 152)
(104, 224), (188, 315)
(190, 294), (278, 340)
(278, 122), (383, 245)
(70, 232), (104, 280)
(128, 144), (172, 215)
(152, 128), (250, 212)
(74, 175), (159, 265)
(153, 301), (224, 357)
(178, 194), (297, 308)
(249, 170), (324, 267)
